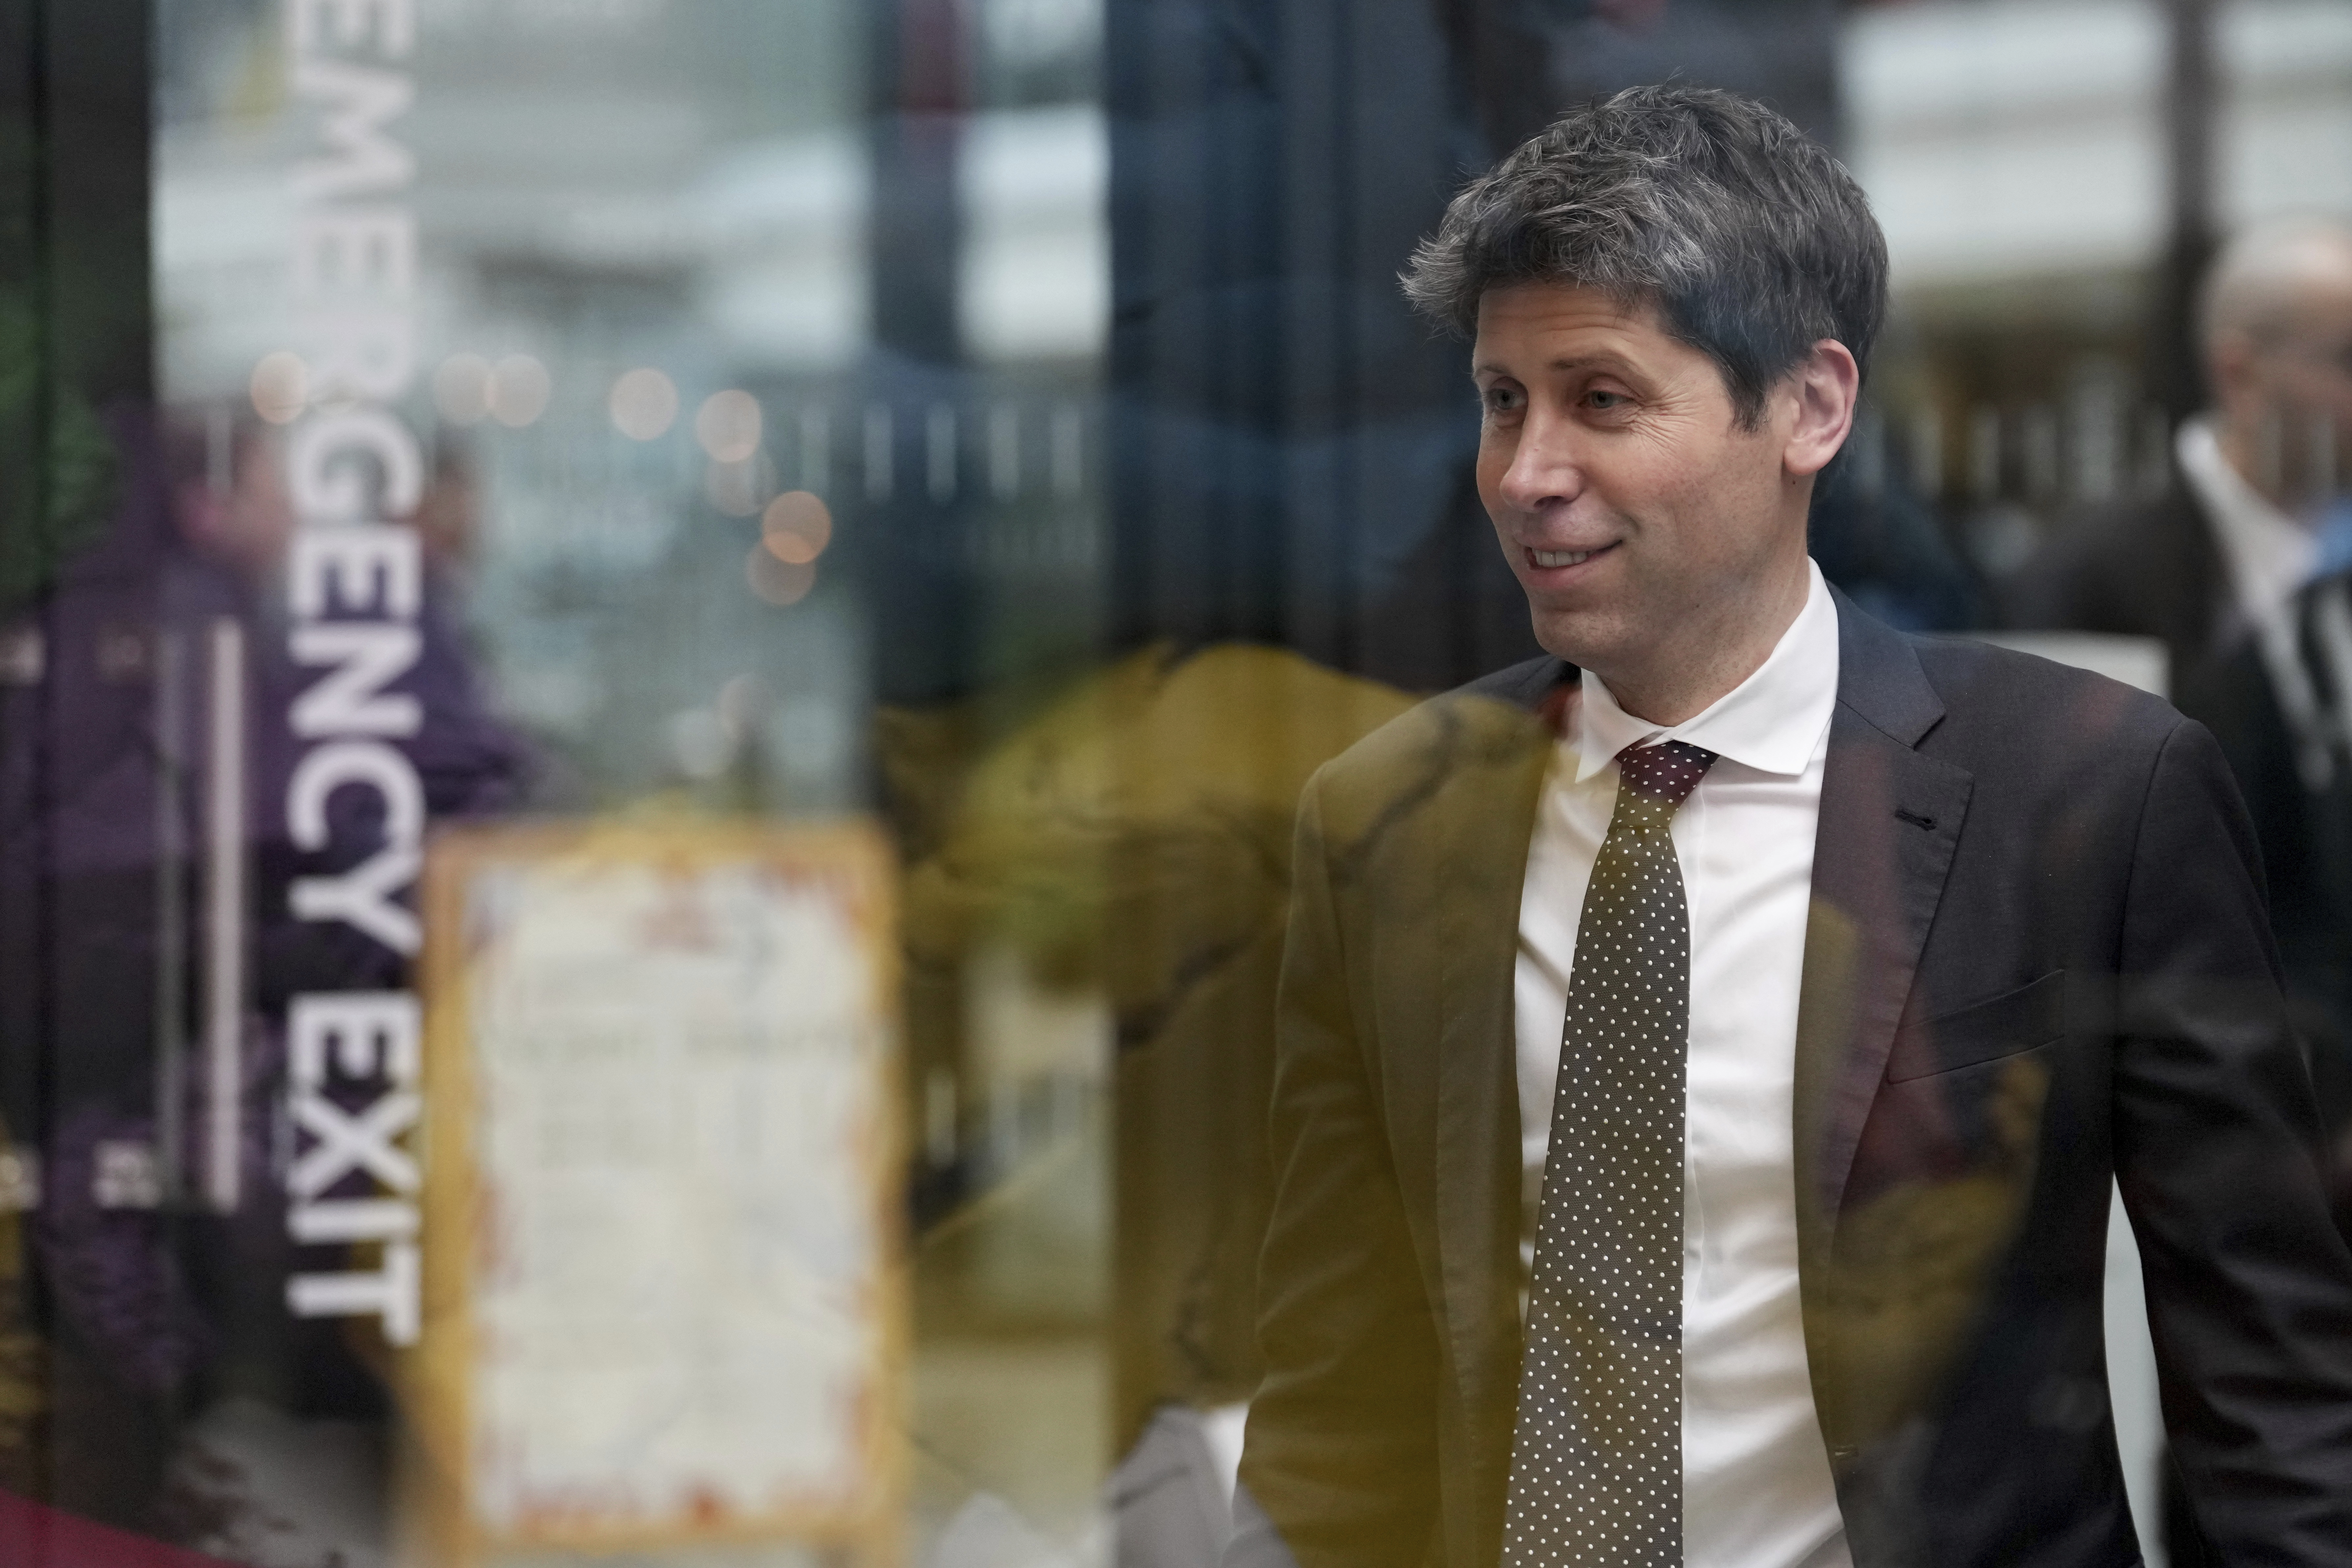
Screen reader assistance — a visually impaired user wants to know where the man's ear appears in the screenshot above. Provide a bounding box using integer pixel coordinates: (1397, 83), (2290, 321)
(1782, 338), (1860, 480)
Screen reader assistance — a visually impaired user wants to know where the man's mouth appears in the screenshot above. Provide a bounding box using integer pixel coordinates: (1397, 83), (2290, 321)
(1527, 543), (1616, 569)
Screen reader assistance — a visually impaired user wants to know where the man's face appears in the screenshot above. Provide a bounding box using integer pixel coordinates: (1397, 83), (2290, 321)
(2251, 285), (2352, 499)
(1471, 282), (1810, 682)
(2213, 239), (2352, 507)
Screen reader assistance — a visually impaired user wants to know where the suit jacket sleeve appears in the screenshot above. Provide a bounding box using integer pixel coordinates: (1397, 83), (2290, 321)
(2113, 717), (2352, 1558)
(1232, 769), (1442, 1568)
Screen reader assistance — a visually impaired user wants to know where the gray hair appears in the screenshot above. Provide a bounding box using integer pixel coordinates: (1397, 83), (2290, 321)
(1402, 84), (1888, 429)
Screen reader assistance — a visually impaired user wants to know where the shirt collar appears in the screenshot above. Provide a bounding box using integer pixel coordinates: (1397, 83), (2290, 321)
(1571, 557), (1840, 783)
(2178, 412), (2316, 630)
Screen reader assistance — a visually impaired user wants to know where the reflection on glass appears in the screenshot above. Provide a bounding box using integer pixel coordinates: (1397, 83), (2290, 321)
(486, 354), (550, 429)
(249, 350), (309, 424)
(609, 367), (681, 441)
(0, 0), (2333, 1565)
(697, 388), (766, 464)
(433, 352), (495, 426)
(763, 491), (836, 566)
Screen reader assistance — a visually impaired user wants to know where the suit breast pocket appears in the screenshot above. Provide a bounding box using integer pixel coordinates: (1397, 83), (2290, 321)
(1886, 970), (2067, 1083)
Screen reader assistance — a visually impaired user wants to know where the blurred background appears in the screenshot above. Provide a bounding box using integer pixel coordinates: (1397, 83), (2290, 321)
(1, 0), (2347, 1564)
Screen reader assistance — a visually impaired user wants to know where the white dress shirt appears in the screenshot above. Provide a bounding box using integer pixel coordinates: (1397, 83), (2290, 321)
(2177, 413), (2317, 640)
(1515, 557), (1850, 1568)
(2177, 413), (2336, 786)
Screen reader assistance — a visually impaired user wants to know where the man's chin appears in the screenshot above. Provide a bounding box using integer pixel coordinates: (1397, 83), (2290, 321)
(1527, 605), (1634, 672)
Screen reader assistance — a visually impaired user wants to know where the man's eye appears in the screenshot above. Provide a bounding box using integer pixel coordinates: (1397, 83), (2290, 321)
(1585, 390), (1627, 411)
(1484, 386), (1523, 413)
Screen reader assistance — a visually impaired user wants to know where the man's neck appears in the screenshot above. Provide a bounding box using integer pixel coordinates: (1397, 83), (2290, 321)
(1594, 557), (1813, 727)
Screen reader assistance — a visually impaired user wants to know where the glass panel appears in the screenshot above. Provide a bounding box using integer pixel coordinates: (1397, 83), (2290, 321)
(0, 0), (2344, 1564)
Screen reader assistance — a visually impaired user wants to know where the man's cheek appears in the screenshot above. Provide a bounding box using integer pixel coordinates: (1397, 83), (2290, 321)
(1475, 439), (1516, 499)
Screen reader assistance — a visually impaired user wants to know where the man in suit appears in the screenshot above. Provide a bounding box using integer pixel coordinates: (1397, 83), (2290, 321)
(1231, 87), (2352, 1568)
(2008, 221), (2352, 1213)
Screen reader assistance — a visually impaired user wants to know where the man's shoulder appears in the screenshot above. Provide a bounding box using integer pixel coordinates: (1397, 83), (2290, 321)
(1901, 627), (2189, 770)
(1453, 653), (1566, 710)
(1304, 655), (1561, 835)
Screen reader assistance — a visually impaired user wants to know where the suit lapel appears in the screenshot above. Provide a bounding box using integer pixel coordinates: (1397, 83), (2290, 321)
(1792, 598), (1973, 1267)
(1428, 675), (1559, 1551)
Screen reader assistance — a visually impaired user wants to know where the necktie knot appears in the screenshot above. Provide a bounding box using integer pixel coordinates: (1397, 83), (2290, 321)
(1616, 739), (1717, 808)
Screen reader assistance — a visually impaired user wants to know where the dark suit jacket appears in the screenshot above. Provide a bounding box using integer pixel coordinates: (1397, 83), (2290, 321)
(1234, 590), (2352, 1568)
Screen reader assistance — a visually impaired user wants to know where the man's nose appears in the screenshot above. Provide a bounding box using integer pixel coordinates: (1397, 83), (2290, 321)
(1496, 412), (1586, 512)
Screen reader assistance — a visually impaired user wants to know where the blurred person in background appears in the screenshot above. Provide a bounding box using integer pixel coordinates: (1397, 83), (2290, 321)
(0, 409), (529, 1555)
(1232, 89), (2352, 1568)
(2007, 219), (2352, 1230)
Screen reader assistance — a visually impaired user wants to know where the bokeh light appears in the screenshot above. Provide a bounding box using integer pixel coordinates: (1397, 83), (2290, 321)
(697, 389), (762, 463)
(433, 353), (492, 424)
(716, 673), (765, 740)
(667, 706), (736, 781)
(760, 491), (834, 566)
(705, 455), (775, 518)
(745, 542), (815, 606)
(250, 351), (308, 424)
(490, 355), (551, 427)
(608, 367), (679, 440)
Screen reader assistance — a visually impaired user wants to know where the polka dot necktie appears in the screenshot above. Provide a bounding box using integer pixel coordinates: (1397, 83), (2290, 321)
(1503, 739), (1717, 1568)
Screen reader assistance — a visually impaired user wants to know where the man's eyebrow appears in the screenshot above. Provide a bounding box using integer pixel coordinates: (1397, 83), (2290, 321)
(1469, 351), (1637, 380)
(1548, 351), (1637, 373)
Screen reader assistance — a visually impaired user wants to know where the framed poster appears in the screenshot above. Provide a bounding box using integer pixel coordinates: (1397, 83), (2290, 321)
(407, 819), (904, 1564)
